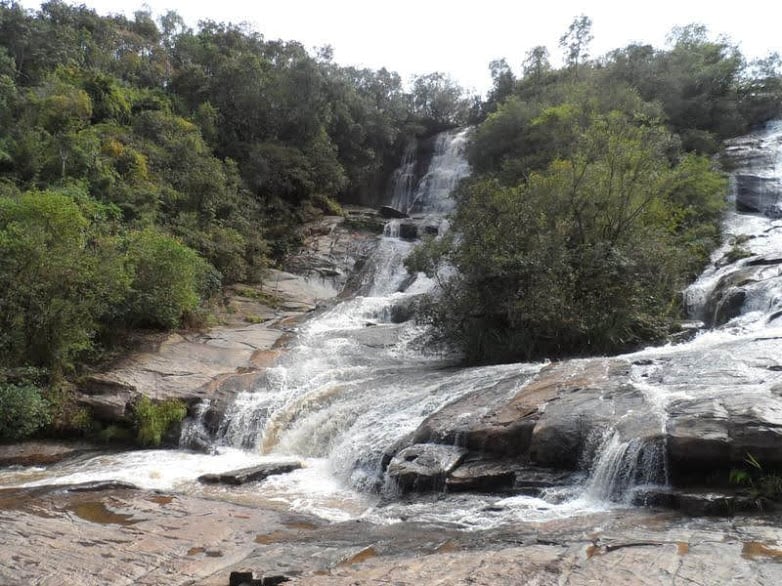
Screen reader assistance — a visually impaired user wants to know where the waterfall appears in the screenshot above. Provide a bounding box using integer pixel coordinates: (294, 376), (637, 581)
(583, 431), (667, 504)
(214, 128), (475, 490)
(390, 129), (471, 215)
(684, 120), (782, 328)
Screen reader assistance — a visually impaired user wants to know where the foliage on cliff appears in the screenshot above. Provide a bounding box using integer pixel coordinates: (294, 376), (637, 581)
(409, 18), (781, 364)
(0, 1), (473, 378)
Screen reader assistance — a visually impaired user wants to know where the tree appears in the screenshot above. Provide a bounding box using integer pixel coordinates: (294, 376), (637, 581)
(559, 15), (593, 71)
(411, 72), (469, 129)
(488, 58), (515, 106)
(0, 190), (129, 372)
(522, 46), (551, 81)
(409, 112), (726, 363)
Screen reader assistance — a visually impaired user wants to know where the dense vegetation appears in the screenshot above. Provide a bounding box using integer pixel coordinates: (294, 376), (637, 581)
(1, 4), (780, 438)
(0, 0), (473, 440)
(408, 18), (782, 364)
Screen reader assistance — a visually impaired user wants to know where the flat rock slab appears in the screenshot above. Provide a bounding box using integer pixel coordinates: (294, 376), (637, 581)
(0, 440), (101, 466)
(198, 461), (302, 485)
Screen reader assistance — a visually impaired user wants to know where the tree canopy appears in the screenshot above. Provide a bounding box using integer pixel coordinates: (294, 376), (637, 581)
(408, 17), (781, 364)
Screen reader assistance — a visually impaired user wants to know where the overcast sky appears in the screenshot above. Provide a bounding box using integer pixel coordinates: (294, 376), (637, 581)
(21, 1), (782, 94)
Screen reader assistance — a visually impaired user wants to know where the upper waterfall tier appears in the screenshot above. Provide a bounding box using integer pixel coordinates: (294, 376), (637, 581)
(389, 128), (471, 215)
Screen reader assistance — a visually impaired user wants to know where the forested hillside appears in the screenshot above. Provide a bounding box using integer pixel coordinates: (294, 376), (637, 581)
(1, 3), (781, 438)
(408, 18), (782, 364)
(0, 0), (476, 437)
(0, 1), (471, 371)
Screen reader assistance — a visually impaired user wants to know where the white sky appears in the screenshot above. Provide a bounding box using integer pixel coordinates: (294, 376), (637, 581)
(21, 1), (782, 94)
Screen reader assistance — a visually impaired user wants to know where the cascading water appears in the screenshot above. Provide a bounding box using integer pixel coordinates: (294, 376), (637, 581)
(389, 130), (471, 215)
(214, 128), (507, 495)
(10, 122), (782, 530)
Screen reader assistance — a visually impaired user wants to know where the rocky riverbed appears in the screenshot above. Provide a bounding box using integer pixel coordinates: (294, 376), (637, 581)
(3, 478), (782, 585)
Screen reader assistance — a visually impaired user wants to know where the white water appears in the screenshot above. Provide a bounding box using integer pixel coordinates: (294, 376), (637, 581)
(390, 129), (471, 215)
(7, 123), (782, 529)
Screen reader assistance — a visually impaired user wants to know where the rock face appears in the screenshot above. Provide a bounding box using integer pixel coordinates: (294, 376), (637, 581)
(735, 173), (781, 213)
(378, 205), (408, 219)
(384, 349), (782, 501)
(4, 477), (782, 585)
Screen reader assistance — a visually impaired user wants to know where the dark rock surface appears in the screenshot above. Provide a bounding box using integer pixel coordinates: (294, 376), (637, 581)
(387, 444), (468, 491)
(198, 461), (302, 485)
(378, 205), (408, 219)
(735, 173), (781, 212)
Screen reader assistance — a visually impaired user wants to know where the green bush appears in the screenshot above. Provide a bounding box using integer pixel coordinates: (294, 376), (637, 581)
(132, 395), (187, 447)
(0, 190), (130, 372)
(411, 112), (726, 363)
(123, 229), (215, 329)
(0, 383), (51, 441)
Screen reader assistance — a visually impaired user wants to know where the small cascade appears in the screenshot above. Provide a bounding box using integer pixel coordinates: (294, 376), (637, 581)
(583, 431), (667, 504)
(211, 128), (474, 490)
(388, 141), (419, 213)
(684, 120), (782, 329)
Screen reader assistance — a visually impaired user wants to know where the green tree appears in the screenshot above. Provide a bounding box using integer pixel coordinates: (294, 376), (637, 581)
(122, 228), (215, 329)
(410, 113), (726, 363)
(559, 15), (593, 71)
(0, 190), (129, 372)
(0, 382), (51, 440)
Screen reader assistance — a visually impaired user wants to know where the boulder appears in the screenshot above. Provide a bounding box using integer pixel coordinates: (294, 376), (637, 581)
(666, 395), (782, 484)
(410, 369), (544, 455)
(397, 222), (418, 240)
(445, 457), (517, 492)
(713, 288), (747, 327)
(198, 461), (302, 486)
(384, 295), (422, 324)
(386, 444), (468, 492)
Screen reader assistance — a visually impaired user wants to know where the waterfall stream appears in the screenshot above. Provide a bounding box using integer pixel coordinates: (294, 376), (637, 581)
(7, 122), (782, 529)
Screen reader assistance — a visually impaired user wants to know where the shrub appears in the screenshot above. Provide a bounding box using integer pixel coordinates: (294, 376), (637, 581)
(132, 395), (187, 447)
(0, 383), (52, 441)
(123, 229), (216, 329)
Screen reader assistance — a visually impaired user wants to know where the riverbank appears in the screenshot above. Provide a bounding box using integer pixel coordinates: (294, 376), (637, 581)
(71, 211), (380, 433)
(3, 480), (782, 585)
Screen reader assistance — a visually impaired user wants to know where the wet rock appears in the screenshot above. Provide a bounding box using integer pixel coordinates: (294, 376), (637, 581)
(387, 444), (468, 492)
(422, 223), (440, 236)
(351, 323), (406, 348)
(398, 222), (418, 240)
(410, 369), (544, 456)
(746, 253), (782, 267)
(385, 295), (422, 323)
(735, 173), (781, 212)
(198, 461), (302, 486)
(0, 441), (100, 467)
(713, 288), (747, 326)
(229, 571), (255, 586)
(446, 458), (517, 492)
(65, 481), (140, 493)
(635, 488), (764, 515)
(407, 359), (661, 472)
(378, 205), (408, 219)
(514, 468), (577, 494)
(666, 395), (782, 484)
